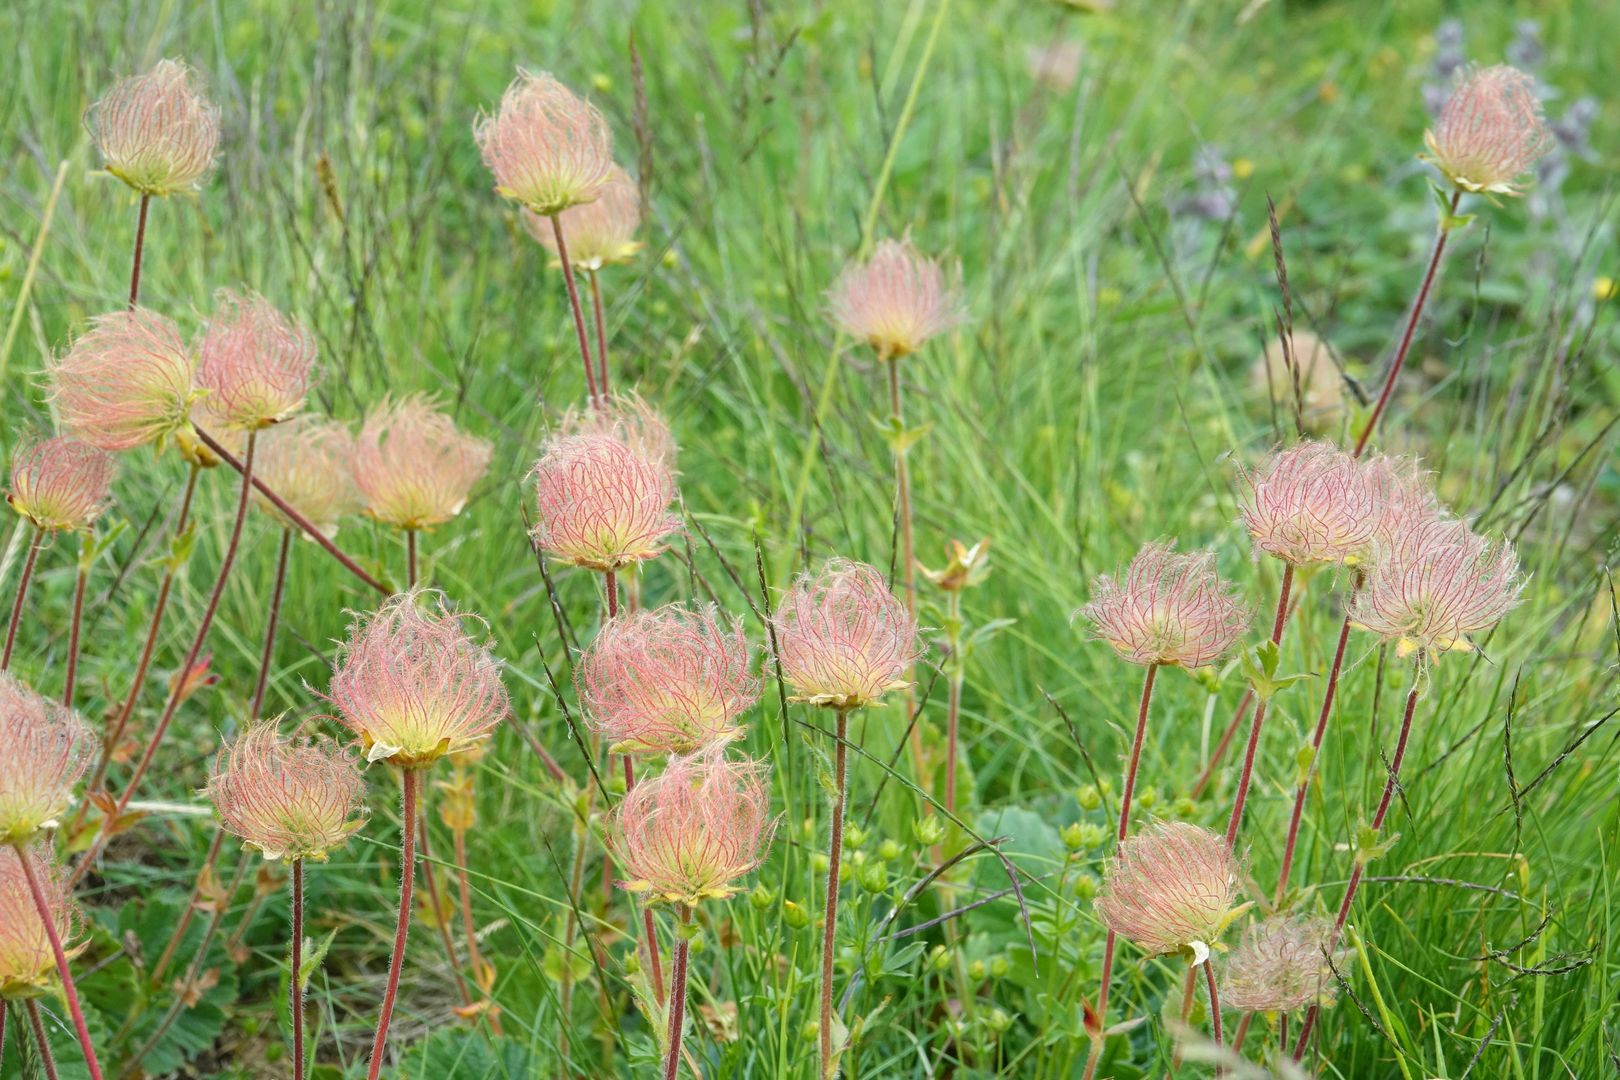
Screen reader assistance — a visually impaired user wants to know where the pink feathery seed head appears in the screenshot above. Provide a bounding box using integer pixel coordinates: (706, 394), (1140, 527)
(475, 69), (615, 217)
(253, 417), (361, 538)
(1078, 541), (1249, 668)
(578, 603), (759, 755)
(6, 435), (115, 533)
(1350, 516), (1521, 662)
(194, 290), (317, 431)
(0, 675), (95, 844)
(47, 307), (197, 452)
(769, 559), (920, 711)
(1424, 64), (1553, 197)
(327, 588), (510, 769)
(1361, 453), (1441, 549)
(524, 162), (642, 271)
(0, 846), (79, 1001)
(1222, 914), (1344, 1014)
(352, 395), (492, 531)
(1095, 820), (1244, 964)
(530, 423), (681, 572)
(86, 58), (220, 197)
(827, 237), (964, 360)
(205, 720), (367, 862)
(614, 745), (777, 906)
(1237, 440), (1382, 568)
(564, 394), (677, 468)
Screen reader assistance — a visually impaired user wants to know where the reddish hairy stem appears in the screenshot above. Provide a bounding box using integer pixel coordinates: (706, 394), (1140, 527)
(1230, 1011), (1253, 1055)
(1205, 961), (1225, 1077)
(2, 525), (44, 671)
(151, 827), (226, 985)
(63, 555), (88, 707)
(1192, 691), (1252, 800)
(547, 214), (599, 405)
(1353, 190), (1461, 457)
(622, 756), (666, 1003)
(250, 527), (293, 719)
(367, 769), (419, 1080)
(820, 707), (850, 1080)
(406, 530), (418, 590)
(128, 194), (150, 308)
(605, 569), (619, 619)
(663, 905), (692, 1080)
(291, 859), (305, 1080)
(588, 269), (610, 398)
(26, 1000), (59, 1080)
(15, 844), (103, 1080)
(1224, 565), (1296, 848)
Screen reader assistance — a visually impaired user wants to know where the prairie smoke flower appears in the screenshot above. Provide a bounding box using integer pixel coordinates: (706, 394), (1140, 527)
(1350, 517), (1521, 661)
(206, 721), (367, 861)
(1079, 542), (1248, 668)
(475, 70), (615, 217)
(530, 410), (680, 571)
(524, 163), (642, 270)
(0, 847), (78, 1000)
(86, 58), (220, 197)
(1095, 821), (1243, 965)
(0, 675), (95, 843)
(253, 417), (361, 538)
(770, 559), (919, 710)
(614, 747), (776, 906)
(194, 290), (316, 431)
(1222, 915), (1342, 1014)
(578, 603), (758, 755)
(827, 238), (963, 360)
(47, 308), (196, 451)
(1423, 65), (1553, 196)
(1237, 441), (1382, 568)
(6, 436), (115, 532)
(1362, 454), (1440, 548)
(352, 395), (492, 531)
(328, 590), (510, 768)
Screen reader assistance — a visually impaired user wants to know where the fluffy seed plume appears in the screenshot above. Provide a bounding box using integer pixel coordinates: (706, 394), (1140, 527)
(0, 675), (95, 844)
(1363, 454), (1441, 548)
(1350, 516), (1521, 661)
(352, 395), (492, 531)
(1222, 914), (1343, 1014)
(475, 70), (615, 217)
(253, 417), (361, 538)
(827, 237), (963, 360)
(1237, 441), (1382, 567)
(47, 308), (197, 452)
(1423, 64), (1553, 196)
(194, 290), (317, 431)
(0, 847), (79, 1001)
(1095, 820), (1243, 965)
(206, 721), (367, 861)
(6, 435), (115, 532)
(86, 58), (220, 197)
(1079, 542), (1249, 668)
(328, 590), (510, 768)
(770, 559), (919, 710)
(614, 746), (776, 906)
(578, 603), (758, 755)
(524, 163), (642, 270)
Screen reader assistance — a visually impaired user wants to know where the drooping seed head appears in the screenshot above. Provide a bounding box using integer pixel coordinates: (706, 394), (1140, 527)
(1237, 441), (1382, 567)
(578, 603), (759, 755)
(827, 237), (964, 360)
(1362, 454), (1441, 549)
(770, 559), (920, 710)
(86, 58), (220, 197)
(0, 847), (79, 1001)
(253, 417), (362, 538)
(1350, 516), (1521, 661)
(614, 746), (776, 906)
(6, 435), (115, 532)
(1095, 820), (1243, 964)
(328, 589), (510, 768)
(1423, 65), (1553, 196)
(352, 395), (492, 531)
(205, 721), (367, 861)
(475, 70), (615, 217)
(1222, 914), (1343, 1014)
(1079, 542), (1249, 668)
(194, 290), (317, 431)
(0, 675), (95, 844)
(47, 308), (197, 452)
(524, 163), (642, 271)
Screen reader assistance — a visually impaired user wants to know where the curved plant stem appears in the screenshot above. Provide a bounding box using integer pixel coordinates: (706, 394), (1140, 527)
(2, 524), (44, 671)
(547, 215), (598, 405)
(249, 527), (293, 719)
(942, 589), (964, 816)
(14, 844), (103, 1080)
(662, 905), (693, 1080)
(128, 194), (151, 308)
(406, 530), (418, 590)
(1224, 564), (1296, 848)
(588, 269), (610, 397)
(291, 859), (305, 1080)
(819, 706), (851, 1080)
(1353, 190), (1462, 457)
(1205, 961), (1225, 1077)
(605, 569), (619, 618)
(150, 827), (226, 986)
(1191, 690), (1251, 800)
(367, 769), (420, 1080)
(1292, 666), (1422, 1061)
(63, 542), (89, 706)
(1229, 1011), (1253, 1055)
(621, 756), (666, 1004)
(72, 431), (259, 887)
(25, 1000), (59, 1080)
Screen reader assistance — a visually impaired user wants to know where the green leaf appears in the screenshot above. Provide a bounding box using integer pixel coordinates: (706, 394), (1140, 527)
(297, 927), (339, 991)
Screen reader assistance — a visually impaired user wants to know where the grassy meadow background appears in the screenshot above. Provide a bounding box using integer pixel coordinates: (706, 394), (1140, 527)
(1, 0), (1617, 1076)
